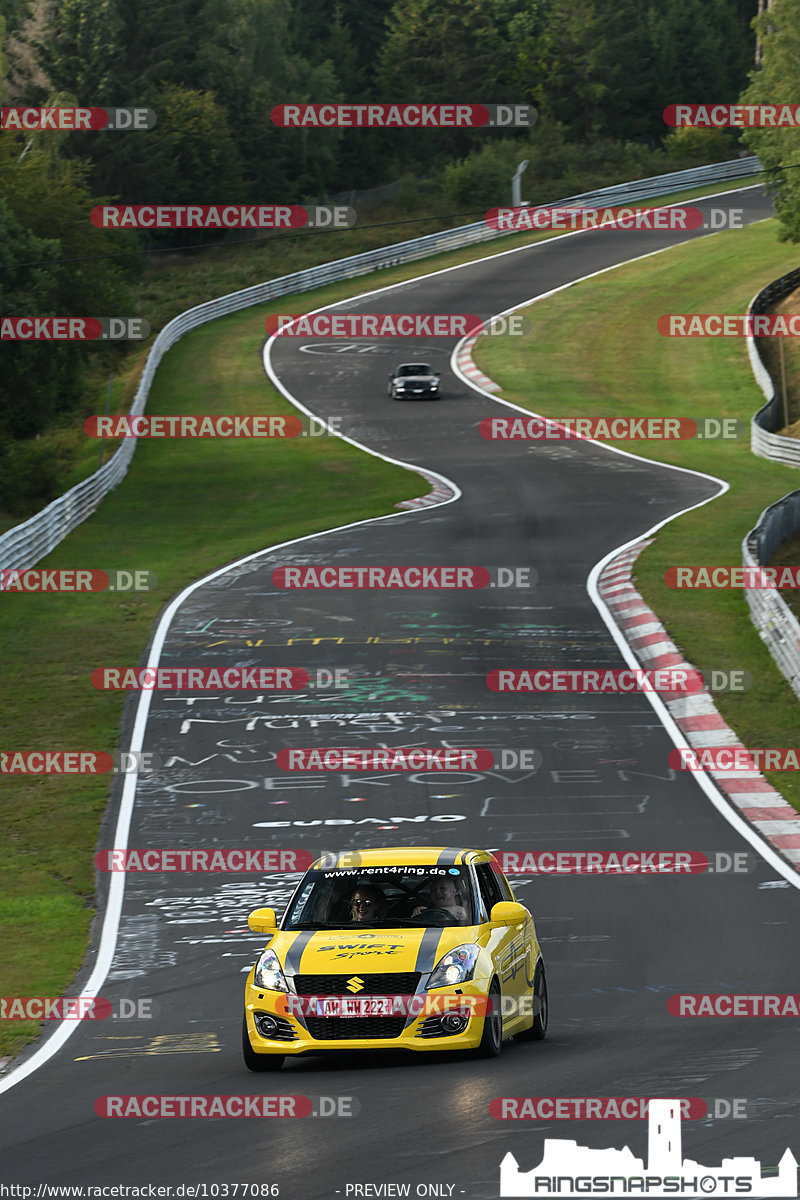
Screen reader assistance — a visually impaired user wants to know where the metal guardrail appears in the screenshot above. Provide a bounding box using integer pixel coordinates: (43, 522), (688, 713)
(749, 264), (800, 466)
(744, 268), (800, 700)
(0, 155), (762, 570)
(743, 501), (800, 701)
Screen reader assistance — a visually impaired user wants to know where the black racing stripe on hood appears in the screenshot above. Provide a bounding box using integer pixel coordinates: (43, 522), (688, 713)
(414, 928), (444, 981)
(436, 848), (462, 866)
(284, 931), (316, 977)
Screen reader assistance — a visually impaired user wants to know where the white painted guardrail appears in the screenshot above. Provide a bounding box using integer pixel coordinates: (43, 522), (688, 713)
(0, 155), (760, 570)
(743, 499), (800, 701)
(743, 267), (800, 699)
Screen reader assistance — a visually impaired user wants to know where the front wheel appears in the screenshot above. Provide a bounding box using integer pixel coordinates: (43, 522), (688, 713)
(474, 979), (503, 1058)
(517, 961), (548, 1041)
(242, 1014), (285, 1071)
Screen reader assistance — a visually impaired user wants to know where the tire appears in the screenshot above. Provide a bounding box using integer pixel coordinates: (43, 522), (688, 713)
(474, 978), (503, 1058)
(517, 961), (548, 1041)
(242, 1014), (285, 1071)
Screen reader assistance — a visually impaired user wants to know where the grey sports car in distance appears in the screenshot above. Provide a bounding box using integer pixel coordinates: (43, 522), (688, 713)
(388, 363), (442, 400)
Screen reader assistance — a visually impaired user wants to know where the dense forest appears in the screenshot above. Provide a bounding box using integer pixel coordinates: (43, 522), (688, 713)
(0, 0), (780, 514)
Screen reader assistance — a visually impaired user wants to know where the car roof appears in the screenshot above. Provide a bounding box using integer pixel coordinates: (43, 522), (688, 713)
(310, 847), (494, 869)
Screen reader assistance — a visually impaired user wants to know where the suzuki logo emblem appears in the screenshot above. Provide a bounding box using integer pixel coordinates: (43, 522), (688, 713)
(346, 976), (364, 993)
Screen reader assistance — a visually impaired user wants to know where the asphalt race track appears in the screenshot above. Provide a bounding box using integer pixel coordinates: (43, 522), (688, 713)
(3, 185), (799, 1198)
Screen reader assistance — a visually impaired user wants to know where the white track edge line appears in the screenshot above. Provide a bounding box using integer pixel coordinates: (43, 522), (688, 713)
(0, 181), (774, 1095)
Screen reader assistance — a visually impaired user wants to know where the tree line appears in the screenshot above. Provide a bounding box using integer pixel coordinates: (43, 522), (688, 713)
(0, 0), (767, 515)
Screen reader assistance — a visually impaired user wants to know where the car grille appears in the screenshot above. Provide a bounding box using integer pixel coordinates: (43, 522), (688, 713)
(292, 972), (420, 995)
(304, 1016), (408, 1041)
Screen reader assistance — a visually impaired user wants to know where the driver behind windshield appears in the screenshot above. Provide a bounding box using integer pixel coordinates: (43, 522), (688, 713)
(412, 875), (468, 924)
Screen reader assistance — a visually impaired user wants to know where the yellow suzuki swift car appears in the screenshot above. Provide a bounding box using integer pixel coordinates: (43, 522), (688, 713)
(242, 846), (547, 1069)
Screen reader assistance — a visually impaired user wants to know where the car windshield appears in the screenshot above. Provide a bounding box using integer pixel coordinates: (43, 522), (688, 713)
(283, 867), (475, 929)
(396, 364), (432, 377)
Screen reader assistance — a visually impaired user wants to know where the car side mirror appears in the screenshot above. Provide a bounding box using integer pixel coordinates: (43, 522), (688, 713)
(434, 372), (441, 378)
(489, 901), (528, 926)
(248, 907), (277, 933)
(388, 373), (394, 379)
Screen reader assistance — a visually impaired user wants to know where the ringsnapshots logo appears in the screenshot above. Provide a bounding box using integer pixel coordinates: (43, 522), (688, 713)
(499, 1098), (798, 1197)
(0, 106), (156, 130)
(271, 103), (536, 128)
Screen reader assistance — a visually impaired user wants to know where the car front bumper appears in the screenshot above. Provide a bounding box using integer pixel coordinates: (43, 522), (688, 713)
(243, 978), (492, 1057)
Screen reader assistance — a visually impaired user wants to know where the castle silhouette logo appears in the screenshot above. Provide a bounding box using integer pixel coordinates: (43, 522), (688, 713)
(500, 1099), (797, 1197)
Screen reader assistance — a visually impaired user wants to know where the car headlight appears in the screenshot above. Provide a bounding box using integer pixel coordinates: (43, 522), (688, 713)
(427, 945), (480, 988)
(253, 948), (288, 992)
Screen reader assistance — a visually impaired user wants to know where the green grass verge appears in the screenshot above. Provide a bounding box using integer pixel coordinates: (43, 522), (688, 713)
(474, 218), (800, 811)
